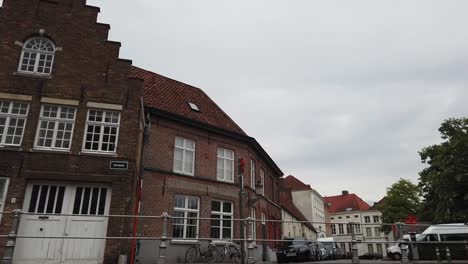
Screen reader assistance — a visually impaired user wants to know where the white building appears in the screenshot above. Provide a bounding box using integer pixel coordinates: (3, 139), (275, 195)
(325, 192), (392, 256)
(281, 200), (317, 240)
(282, 175), (327, 238)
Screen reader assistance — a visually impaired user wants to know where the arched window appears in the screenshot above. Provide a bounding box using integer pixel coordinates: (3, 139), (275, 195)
(18, 37), (56, 75)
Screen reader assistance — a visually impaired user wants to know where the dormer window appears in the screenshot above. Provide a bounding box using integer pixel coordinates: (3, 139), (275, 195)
(18, 37), (56, 75)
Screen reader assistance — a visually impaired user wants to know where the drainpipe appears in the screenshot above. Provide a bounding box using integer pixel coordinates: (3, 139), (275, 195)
(130, 102), (147, 264)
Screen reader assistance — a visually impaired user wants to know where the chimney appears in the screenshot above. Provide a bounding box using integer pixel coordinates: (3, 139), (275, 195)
(342, 190), (349, 195)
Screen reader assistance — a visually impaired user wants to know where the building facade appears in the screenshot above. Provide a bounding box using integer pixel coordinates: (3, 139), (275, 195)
(283, 175), (327, 238)
(325, 191), (392, 256)
(131, 68), (283, 263)
(280, 182), (317, 240)
(0, 0), (143, 263)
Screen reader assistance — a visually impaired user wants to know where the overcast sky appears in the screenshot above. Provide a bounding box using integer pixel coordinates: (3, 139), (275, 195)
(81, 0), (468, 202)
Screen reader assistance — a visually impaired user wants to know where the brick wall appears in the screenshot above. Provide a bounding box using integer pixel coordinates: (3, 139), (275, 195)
(0, 0), (143, 263)
(140, 115), (282, 243)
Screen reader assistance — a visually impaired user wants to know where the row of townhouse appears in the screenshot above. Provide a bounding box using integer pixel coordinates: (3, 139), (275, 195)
(280, 176), (394, 257)
(0, 0), (285, 263)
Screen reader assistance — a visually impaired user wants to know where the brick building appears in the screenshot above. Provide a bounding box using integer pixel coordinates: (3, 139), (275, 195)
(0, 0), (143, 263)
(131, 67), (283, 263)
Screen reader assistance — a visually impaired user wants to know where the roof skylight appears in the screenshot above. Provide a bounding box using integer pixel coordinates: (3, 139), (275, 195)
(188, 102), (200, 112)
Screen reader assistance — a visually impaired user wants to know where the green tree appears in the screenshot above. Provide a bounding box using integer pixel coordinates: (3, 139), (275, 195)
(378, 179), (420, 232)
(418, 118), (468, 223)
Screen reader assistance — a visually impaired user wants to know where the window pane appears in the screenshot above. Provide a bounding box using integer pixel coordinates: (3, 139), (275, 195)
(175, 196), (185, 209)
(211, 201), (221, 212)
(223, 202), (232, 213)
(188, 198), (198, 210)
(175, 137), (184, 147)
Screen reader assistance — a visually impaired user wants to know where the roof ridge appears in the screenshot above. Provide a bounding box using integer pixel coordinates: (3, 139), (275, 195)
(132, 66), (204, 92)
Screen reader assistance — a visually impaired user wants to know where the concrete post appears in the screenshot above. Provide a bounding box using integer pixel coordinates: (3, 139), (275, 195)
(435, 247), (441, 263)
(446, 247), (452, 263)
(157, 212), (170, 264)
(246, 217), (255, 264)
(397, 222), (409, 263)
(1, 209), (22, 264)
(350, 222), (359, 264)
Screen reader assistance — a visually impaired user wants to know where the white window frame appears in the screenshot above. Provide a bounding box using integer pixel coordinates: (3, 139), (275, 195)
(376, 244), (383, 255)
(211, 200), (233, 239)
(331, 224), (336, 234)
(173, 137), (195, 176)
(373, 215), (380, 223)
(259, 169), (265, 195)
(0, 178), (10, 223)
(367, 244), (374, 254)
(82, 109), (121, 154)
(364, 216), (371, 223)
(217, 147), (234, 183)
(173, 195), (199, 239)
(18, 37), (56, 76)
(365, 227), (372, 237)
(355, 224), (361, 234)
(338, 224), (344, 234)
(261, 212), (266, 225)
(374, 227), (381, 237)
(34, 104), (76, 151)
(0, 100), (29, 146)
(250, 160), (256, 189)
(250, 208), (256, 242)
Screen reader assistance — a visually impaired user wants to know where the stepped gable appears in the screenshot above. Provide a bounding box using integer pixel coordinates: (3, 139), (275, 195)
(130, 66), (246, 135)
(0, 0), (139, 104)
(324, 192), (370, 213)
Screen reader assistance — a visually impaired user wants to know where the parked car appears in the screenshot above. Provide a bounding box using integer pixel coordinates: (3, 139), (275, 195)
(276, 238), (316, 263)
(359, 253), (383, 260)
(317, 237), (337, 260)
(308, 241), (326, 261)
(335, 247), (346, 259)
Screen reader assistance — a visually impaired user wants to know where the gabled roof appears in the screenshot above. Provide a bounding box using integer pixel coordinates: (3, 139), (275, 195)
(130, 66), (246, 135)
(130, 66), (284, 176)
(324, 193), (370, 214)
(282, 175), (311, 191)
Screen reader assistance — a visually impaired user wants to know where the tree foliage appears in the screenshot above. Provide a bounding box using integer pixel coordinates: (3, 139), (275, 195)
(378, 178), (420, 232)
(418, 118), (468, 223)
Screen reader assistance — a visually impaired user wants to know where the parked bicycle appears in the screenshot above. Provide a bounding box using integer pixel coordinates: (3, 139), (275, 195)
(185, 240), (218, 263)
(217, 240), (247, 264)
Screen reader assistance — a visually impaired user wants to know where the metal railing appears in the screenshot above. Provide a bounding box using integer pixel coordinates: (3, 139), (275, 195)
(0, 210), (467, 264)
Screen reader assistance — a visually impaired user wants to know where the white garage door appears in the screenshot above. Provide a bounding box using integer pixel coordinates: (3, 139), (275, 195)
(13, 182), (112, 264)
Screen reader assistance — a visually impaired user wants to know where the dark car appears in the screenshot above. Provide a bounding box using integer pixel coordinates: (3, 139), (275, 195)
(276, 238), (316, 263)
(359, 253), (383, 260)
(308, 241), (326, 261)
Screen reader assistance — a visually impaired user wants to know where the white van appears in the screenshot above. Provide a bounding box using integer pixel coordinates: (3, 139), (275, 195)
(386, 234), (420, 260)
(387, 223), (468, 260)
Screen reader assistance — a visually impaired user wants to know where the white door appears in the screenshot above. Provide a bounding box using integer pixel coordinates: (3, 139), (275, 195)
(13, 183), (112, 264)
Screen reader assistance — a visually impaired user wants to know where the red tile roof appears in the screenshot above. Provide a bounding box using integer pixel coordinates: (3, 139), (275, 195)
(324, 193), (370, 214)
(282, 175), (311, 191)
(130, 66), (246, 135)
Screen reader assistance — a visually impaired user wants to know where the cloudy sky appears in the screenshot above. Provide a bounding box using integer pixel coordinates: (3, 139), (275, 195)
(84, 0), (468, 202)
